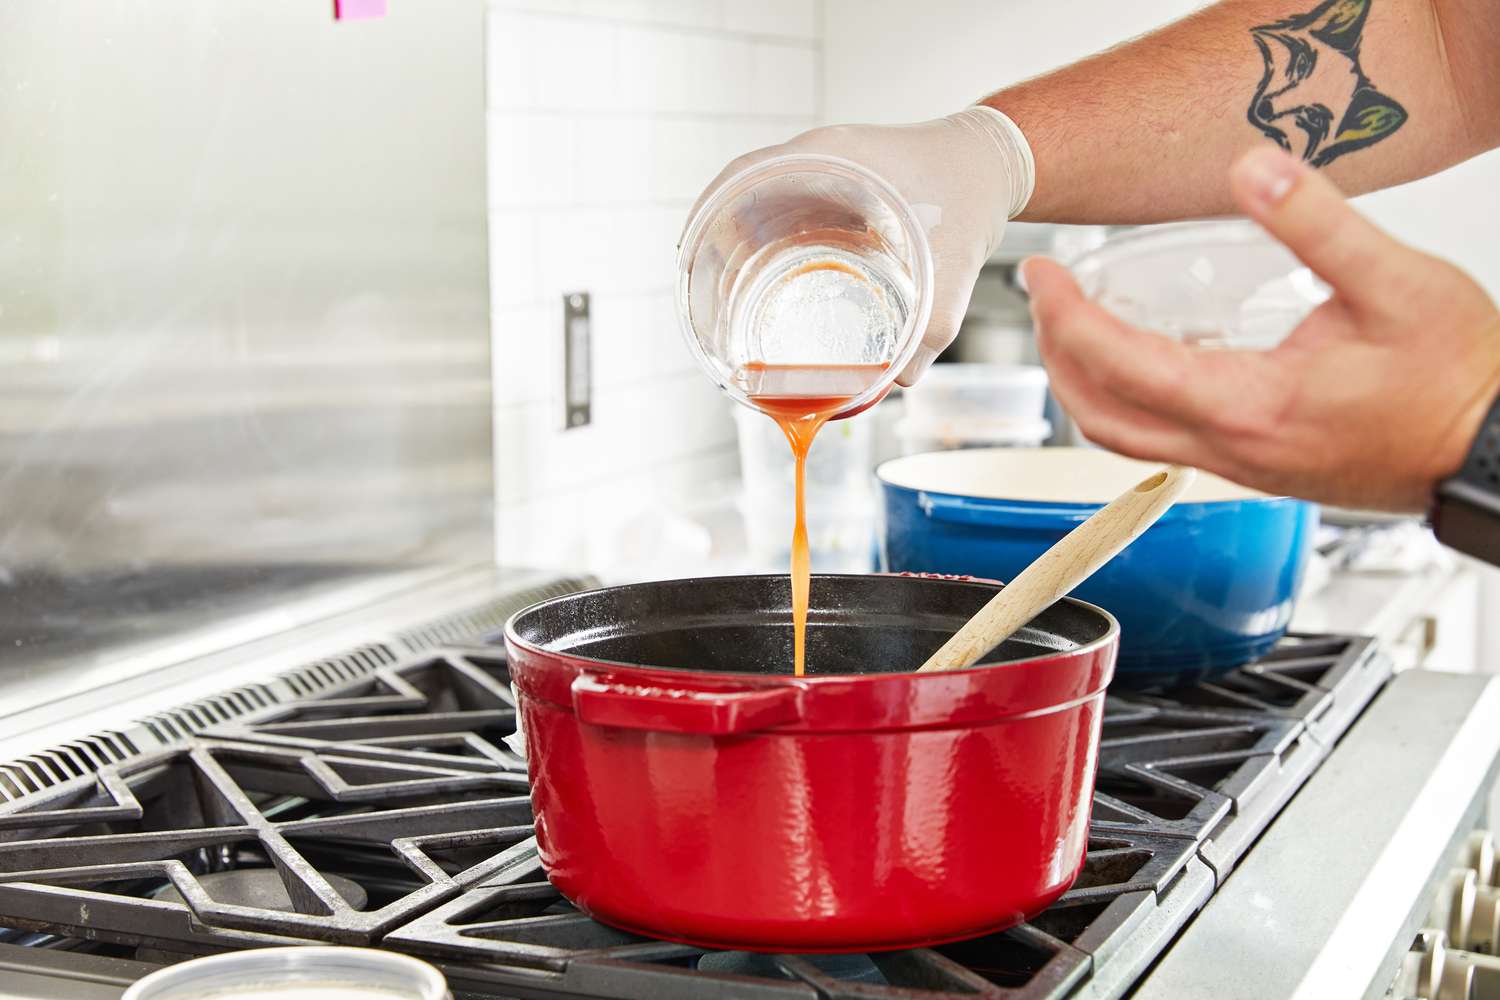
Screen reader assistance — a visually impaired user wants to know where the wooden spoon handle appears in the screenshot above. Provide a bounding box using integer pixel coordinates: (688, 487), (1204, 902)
(916, 465), (1196, 673)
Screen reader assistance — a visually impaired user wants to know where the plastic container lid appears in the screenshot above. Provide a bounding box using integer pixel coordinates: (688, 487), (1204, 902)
(902, 363), (1050, 425)
(905, 363), (1048, 390)
(1068, 220), (1329, 350)
(895, 416), (1052, 445)
(122, 947), (450, 1000)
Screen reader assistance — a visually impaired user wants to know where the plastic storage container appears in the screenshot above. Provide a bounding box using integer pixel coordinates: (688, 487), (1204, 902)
(677, 154), (934, 418)
(895, 362), (1051, 455)
(894, 416), (1051, 456)
(902, 363), (1048, 425)
(1069, 220), (1329, 350)
(122, 947), (450, 1000)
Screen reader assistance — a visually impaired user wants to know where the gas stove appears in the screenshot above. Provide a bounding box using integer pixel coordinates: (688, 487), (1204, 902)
(0, 597), (1425, 1000)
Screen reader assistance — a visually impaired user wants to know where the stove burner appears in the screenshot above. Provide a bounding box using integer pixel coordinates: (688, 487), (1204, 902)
(153, 869), (369, 912)
(697, 951), (888, 984)
(134, 870), (372, 965)
(0, 634), (1392, 1000)
(0, 648), (540, 961)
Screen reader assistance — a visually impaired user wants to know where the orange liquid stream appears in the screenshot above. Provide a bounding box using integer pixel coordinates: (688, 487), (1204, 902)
(745, 362), (890, 676)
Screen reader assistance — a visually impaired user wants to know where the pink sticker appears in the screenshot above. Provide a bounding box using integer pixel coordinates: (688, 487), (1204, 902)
(334, 0), (387, 20)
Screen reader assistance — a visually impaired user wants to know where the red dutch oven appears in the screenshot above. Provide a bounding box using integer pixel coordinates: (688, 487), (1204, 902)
(504, 573), (1118, 953)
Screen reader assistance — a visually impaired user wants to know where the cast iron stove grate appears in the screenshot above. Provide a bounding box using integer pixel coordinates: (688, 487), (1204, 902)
(0, 634), (1390, 999)
(0, 735), (533, 956)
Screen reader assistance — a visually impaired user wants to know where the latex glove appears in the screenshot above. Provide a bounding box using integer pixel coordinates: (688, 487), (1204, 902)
(1025, 146), (1500, 513)
(689, 108), (1035, 386)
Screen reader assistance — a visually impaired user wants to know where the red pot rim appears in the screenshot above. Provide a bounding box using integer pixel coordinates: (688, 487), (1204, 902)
(504, 575), (1120, 734)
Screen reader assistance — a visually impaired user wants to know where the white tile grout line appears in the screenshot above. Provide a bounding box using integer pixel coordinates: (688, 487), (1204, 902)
(487, 5), (821, 49)
(484, 108), (821, 123)
(490, 286), (675, 310)
(813, 0), (827, 125)
(488, 289), (677, 312)
(489, 200), (693, 213)
(494, 438), (741, 511)
(491, 362), (719, 412)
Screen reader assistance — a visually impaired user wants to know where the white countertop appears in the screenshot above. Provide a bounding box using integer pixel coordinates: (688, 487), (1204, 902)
(1134, 533), (1496, 999)
(1134, 667), (1500, 1000)
(1293, 557), (1460, 642)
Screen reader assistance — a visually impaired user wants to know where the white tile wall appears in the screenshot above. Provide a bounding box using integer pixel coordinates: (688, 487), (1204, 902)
(487, 0), (823, 569)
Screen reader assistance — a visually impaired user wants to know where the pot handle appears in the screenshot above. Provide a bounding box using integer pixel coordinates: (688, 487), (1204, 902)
(571, 675), (803, 735)
(920, 492), (1090, 526)
(887, 571), (1005, 586)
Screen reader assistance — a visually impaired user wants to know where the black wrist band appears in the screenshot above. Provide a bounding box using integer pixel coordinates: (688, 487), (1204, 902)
(1431, 387), (1500, 566)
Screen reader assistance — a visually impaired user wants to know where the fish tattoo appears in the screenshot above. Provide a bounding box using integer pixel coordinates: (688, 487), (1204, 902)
(1248, 0), (1407, 166)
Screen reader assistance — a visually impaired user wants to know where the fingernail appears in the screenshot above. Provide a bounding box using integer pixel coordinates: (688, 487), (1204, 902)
(1017, 256), (1042, 293)
(1235, 147), (1304, 212)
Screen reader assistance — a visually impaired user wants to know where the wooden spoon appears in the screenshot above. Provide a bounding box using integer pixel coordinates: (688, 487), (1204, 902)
(916, 465), (1196, 673)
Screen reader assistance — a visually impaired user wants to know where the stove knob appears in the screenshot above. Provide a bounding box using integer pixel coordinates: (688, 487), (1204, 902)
(1401, 931), (1457, 999)
(1458, 832), (1497, 887)
(1466, 886), (1500, 954)
(1418, 934), (1477, 1000)
(1434, 948), (1500, 1000)
(1435, 958), (1476, 1000)
(1391, 931), (1443, 999)
(1430, 870), (1479, 951)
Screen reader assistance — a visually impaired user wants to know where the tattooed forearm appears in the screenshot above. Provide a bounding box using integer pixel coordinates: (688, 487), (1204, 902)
(1247, 0), (1407, 167)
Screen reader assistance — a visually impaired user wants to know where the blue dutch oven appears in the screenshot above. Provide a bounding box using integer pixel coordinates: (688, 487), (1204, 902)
(877, 448), (1318, 686)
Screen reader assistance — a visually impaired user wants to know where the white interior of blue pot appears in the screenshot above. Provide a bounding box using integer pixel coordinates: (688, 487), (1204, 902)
(877, 447), (1271, 504)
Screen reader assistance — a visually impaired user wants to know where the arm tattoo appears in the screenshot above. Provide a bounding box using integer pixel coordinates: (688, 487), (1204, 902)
(1248, 0), (1407, 167)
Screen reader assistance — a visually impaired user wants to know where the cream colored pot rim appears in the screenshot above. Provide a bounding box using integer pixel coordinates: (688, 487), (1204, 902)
(876, 447), (1275, 505)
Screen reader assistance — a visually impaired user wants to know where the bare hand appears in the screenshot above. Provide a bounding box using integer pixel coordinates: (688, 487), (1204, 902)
(1024, 146), (1500, 513)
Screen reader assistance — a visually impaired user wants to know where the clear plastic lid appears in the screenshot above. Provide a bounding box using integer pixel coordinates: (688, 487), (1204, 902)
(122, 946), (450, 1000)
(676, 154), (934, 416)
(1069, 220), (1330, 350)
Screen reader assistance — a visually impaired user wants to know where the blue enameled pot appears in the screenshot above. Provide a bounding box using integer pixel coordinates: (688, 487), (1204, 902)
(877, 448), (1318, 686)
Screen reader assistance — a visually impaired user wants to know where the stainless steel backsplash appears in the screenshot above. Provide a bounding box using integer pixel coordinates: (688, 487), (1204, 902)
(0, 4), (491, 705)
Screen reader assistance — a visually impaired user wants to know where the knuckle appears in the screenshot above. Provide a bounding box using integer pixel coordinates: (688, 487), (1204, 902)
(1075, 416), (1142, 459)
(1318, 214), (1378, 276)
(924, 308), (963, 342)
(1027, 294), (1068, 339)
(1142, 353), (1190, 399)
(786, 123), (851, 153)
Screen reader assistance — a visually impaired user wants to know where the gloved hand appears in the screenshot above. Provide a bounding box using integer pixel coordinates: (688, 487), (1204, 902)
(1025, 146), (1500, 513)
(688, 108), (1035, 386)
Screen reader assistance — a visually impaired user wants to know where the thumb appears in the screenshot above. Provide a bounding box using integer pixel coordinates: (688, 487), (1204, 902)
(1229, 146), (1417, 305)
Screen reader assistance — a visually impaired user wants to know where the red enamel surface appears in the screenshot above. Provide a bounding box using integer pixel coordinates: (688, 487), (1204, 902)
(506, 626), (1116, 952)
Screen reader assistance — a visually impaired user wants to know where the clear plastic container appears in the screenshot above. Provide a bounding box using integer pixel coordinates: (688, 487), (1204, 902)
(902, 363), (1049, 427)
(677, 154), (934, 417)
(895, 416), (1052, 456)
(122, 947), (450, 1000)
(733, 404), (876, 572)
(1069, 220), (1330, 350)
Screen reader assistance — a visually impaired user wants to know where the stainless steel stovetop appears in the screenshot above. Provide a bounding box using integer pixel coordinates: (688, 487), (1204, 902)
(0, 584), (1410, 1000)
